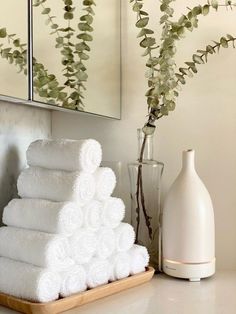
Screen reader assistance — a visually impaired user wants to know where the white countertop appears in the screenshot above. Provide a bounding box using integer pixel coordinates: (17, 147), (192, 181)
(0, 271), (235, 314)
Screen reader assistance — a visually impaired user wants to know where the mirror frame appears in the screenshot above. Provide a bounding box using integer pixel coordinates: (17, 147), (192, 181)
(0, 0), (121, 120)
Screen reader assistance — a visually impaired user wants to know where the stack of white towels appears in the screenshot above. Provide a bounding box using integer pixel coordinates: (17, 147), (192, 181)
(0, 139), (149, 303)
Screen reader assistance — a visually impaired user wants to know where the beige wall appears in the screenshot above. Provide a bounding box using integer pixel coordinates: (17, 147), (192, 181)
(0, 0), (27, 99)
(52, 1), (236, 270)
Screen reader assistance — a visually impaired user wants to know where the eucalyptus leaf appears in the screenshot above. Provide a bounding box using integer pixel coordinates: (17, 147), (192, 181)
(42, 8), (51, 14)
(77, 33), (93, 41)
(136, 17), (149, 28)
(0, 28), (7, 38)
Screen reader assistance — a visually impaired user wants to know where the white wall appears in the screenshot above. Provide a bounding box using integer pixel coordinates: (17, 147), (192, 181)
(52, 1), (236, 270)
(0, 101), (51, 222)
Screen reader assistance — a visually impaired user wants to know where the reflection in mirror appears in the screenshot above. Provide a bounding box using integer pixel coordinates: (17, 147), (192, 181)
(33, 0), (121, 118)
(0, 1), (28, 100)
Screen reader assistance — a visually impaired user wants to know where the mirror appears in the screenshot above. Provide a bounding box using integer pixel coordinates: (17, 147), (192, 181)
(32, 0), (121, 118)
(0, 1), (28, 100)
(0, 0), (121, 119)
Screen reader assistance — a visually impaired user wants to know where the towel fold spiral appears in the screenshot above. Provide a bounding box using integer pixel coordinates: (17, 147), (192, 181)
(70, 229), (97, 264)
(60, 265), (87, 297)
(0, 257), (61, 302)
(85, 258), (110, 289)
(0, 227), (73, 270)
(101, 197), (125, 229)
(114, 223), (135, 252)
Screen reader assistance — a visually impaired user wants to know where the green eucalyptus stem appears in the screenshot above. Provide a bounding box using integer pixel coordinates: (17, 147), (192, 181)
(72, 0), (96, 109)
(175, 36), (236, 86)
(137, 134), (153, 241)
(40, 1), (61, 38)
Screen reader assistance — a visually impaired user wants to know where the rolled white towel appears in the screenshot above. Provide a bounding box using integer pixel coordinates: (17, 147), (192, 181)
(85, 258), (110, 288)
(109, 252), (130, 281)
(17, 167), (95, 204)
(60, 265), (87, 297)
(94, 167), (116, 201)
(114, 223), (135, 252)
(83, 200), (102, 231)
(0, 226), (73, 270)
(101, 197), (125, 228)
(95, 227), (115, 259)
(3, 198), (83, 236)
(129, 244), (150, 275)
(0, 257), (61, 302)
(70, 229), (97, 264)
(27, 138), (102, 173)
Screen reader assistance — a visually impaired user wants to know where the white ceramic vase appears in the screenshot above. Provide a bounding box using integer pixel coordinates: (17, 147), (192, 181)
(162, 149), (215, 281)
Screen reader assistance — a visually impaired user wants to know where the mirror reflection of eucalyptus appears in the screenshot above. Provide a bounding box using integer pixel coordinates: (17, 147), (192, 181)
(0, 0), (96, 111)
(0, 0), (120, 118)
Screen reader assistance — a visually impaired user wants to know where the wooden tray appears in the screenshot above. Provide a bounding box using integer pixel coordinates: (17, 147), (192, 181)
(0, 267), (154, 314)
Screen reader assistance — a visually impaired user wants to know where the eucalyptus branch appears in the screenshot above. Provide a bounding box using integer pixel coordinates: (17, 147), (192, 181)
(171, 1), (236, 41)
(0, 27), (67, 104)
(175, 35), (236, 86)
(70, 0), (96, 110)
(37, 0), (61, 37)
(32, 0), (96, 110)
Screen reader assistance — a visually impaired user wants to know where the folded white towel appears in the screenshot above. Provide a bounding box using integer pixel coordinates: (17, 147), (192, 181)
(83, 200), (102, 231)
(94, 167), (116, 201)
(109, 252), (130, 281)
(60, 265), (87, 297)
(101, 197), (125, 228)
(3, 199), (83, 236)
(27, 138), (102, 173)
(95, 227), (115, 259)
(114, 223), (135, 252)
(85, 258), (110, 288)
(70, 229), (97, 264)
(0, 257), (61, 302)
(129, 244), (150, 275)
(17, 167), (95, 205)
(0, 227), (73, 270)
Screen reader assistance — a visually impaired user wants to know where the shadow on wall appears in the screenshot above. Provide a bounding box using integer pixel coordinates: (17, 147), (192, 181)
(0, 145), (21, 225)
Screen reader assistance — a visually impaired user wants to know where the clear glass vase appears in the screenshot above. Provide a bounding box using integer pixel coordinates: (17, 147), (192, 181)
(128, 129), (164, 271)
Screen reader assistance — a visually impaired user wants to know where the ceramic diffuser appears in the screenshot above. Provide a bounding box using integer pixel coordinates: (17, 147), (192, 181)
(162, 149), (215, 281)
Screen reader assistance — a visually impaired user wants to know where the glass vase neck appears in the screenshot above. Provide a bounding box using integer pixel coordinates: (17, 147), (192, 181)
(137, 128), (154, 161)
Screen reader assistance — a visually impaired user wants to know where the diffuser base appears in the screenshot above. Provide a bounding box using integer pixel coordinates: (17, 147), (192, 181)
(163, 258), (215, 281)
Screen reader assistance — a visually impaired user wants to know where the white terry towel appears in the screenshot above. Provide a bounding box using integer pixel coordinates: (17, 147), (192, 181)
(85, 258), (110, 288)
(70, 229), (97, 264)
(27, 138), (102, 173)
(83, 200), (102, 231)
(3, 198), (83, 236)
(0, 257), (61, 302)
(114, 223), (135, 252)
(109, 252), (130, 281)
(94, 167), (116, 201)
(17, 167), (95, 204)
(60, 265), (87, 297)
(101, 197), (125, 229)
(0, 226), (73, 270)
(129, 244), (150, 275)
(95, 227), (115, 259)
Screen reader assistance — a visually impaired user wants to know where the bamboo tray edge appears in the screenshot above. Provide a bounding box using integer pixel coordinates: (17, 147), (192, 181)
(0, 267), (155, 314)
